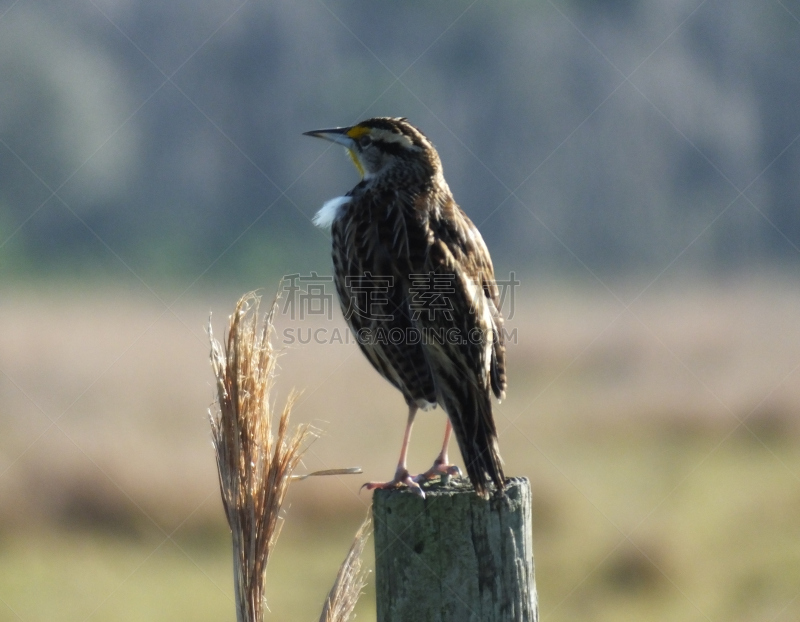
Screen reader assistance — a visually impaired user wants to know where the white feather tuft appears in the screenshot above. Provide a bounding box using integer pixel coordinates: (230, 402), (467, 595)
(416, 399), (438, 411)
(313, 196), (350, 229)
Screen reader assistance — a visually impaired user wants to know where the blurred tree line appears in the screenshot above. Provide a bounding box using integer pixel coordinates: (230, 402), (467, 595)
(0, 0), (798, 285)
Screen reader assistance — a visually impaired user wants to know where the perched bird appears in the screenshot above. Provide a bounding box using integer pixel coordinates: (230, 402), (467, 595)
(305, 117), (506, 497)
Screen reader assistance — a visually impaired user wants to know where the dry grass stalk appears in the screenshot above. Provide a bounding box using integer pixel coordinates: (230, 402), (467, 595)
(291, 467), (363, 481)
(319, 512), (373, 622)
(209, 292), (311, 622)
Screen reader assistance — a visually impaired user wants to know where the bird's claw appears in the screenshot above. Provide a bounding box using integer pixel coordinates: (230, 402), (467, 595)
(414, 461), (462, 485)
(361, 469), (426, 499)
(361, 461), (462, 497)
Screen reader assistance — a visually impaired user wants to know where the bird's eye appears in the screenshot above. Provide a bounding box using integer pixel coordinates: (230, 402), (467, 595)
(358, 135), (372, 148)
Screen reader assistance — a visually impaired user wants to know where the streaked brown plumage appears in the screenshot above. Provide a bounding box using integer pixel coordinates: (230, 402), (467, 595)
(305, 117), (506, 496)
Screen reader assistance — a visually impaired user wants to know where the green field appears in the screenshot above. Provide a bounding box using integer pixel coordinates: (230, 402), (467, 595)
(1, 276), (799, 620)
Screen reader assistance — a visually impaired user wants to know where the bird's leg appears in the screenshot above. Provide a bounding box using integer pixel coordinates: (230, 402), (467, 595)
(415, 418), (462, 482)
(362, 405), (426, 497)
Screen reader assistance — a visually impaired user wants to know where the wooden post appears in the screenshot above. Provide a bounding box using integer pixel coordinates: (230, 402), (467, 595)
(373, 477), (537, 622)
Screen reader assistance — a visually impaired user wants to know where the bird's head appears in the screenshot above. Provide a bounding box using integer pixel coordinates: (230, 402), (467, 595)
(304, 117), (439, 181)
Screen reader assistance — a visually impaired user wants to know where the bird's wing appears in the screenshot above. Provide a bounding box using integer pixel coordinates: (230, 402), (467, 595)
(422, 196), (507, 400)
(407, 194), (506, 492)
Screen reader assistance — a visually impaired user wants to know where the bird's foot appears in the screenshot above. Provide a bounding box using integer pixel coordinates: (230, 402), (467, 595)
(362, 468), (426, 498)
(414, 459), (462, 485)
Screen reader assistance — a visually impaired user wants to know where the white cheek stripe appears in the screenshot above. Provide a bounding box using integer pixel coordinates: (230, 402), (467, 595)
(312, 196), (350, 229)
(374, 128), (417, 150)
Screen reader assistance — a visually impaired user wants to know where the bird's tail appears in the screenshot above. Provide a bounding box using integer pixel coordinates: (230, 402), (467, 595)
(442, 386), (505, 496)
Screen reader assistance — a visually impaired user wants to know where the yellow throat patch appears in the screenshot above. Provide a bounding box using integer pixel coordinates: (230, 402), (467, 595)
(345, 126), (369, 178)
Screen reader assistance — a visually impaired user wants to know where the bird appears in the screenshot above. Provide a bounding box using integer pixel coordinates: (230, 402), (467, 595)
(305, 117), (506, 497)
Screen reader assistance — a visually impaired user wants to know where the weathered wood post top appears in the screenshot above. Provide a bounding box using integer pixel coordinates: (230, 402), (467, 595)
(373, 477), (538, 622)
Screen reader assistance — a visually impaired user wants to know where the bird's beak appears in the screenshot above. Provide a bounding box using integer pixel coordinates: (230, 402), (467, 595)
(303, 127), (356, 149)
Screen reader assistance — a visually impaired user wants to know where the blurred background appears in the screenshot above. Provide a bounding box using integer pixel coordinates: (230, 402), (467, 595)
(1, 0), (800, 620)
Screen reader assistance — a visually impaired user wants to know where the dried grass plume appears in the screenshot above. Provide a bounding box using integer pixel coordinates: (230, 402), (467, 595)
(209, 292), (311, 622)
(319, 512), (373, 622)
